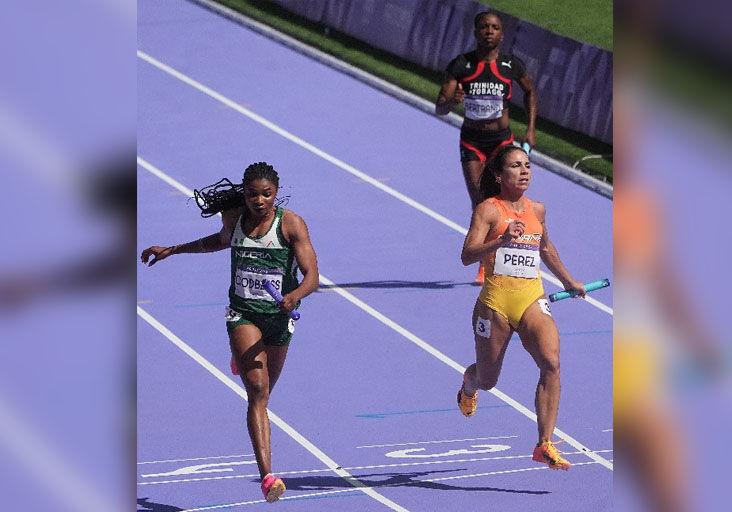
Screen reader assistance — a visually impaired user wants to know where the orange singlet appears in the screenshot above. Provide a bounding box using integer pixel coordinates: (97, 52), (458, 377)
(478, 196), (548, 328)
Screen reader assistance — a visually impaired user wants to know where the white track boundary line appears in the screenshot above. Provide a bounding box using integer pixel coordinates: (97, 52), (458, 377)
(178, 461), (603, 510)
(137, 306), (409, 512)
(137, 158), (613, 471)
(137, 50), (612, 316)
(138, 454), (254, 465)
(139, 449), (614, 486)
(420, 460), (601, 483)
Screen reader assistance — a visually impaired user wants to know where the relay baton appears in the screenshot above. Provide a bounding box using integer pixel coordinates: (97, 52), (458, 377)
(548, 278), (610, 302)
(522, 141), (532, 155)
(262, 279), (300, 321)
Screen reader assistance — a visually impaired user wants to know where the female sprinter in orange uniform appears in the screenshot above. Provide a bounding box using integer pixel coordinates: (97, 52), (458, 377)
(141, 162), (319, 502)
(456, 145), (584, 470)
(435, 10), (537, 282)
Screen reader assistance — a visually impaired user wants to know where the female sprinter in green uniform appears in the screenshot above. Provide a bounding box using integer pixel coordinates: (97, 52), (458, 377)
(141, 162), (319, 502)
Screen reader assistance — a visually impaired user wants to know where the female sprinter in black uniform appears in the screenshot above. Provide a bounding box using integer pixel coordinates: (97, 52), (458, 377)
(141, 162), (319, 503)
(436, 10), (537, 282)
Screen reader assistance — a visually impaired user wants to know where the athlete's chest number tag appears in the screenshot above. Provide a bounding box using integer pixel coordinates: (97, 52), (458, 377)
(234, 267), (282, 300)
(464, 95), (503, 120)
(494, 246), (539, 278)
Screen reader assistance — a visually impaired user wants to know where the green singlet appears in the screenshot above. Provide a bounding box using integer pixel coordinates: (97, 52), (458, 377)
(228, 207), (299, 315)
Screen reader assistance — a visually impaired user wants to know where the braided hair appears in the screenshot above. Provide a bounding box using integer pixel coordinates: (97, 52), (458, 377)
(479, 145), (527, 200)
(193, 161), (280, 217)
(242, 161), (279, 187)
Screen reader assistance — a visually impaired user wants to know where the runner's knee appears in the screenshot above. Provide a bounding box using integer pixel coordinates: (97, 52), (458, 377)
(538, 353), (560, 375)
(244, 376), (270, 402)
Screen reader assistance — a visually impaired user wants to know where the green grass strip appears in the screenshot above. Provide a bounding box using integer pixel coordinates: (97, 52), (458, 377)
(479, 0), (612, 51)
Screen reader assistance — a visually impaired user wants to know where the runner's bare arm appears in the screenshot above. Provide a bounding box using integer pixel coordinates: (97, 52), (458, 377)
(534, 202), (584, 296)
(281, 211), (319, 309)
(140, 208), (239, 266)
(460, 201), (513, 265)
(435, 73), (463, 116)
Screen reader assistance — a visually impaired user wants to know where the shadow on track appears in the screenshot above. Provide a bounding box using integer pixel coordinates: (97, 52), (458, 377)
(256, 469), (550, 495)
(137, 497), (185, 511)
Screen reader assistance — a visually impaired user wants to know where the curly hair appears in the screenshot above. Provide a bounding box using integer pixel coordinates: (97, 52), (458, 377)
(193, 161), (280, 217)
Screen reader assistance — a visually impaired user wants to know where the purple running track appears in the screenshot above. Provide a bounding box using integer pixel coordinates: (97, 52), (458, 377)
(137, 1), (613, 510)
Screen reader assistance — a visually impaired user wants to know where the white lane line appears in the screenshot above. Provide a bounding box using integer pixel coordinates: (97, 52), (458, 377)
(137, 50), (464, 235)
(137, 306), (410, 512)
(139, 449), (614, 486)
(137, 158), (613, 471)
(181, 489), (364, 511)
(138, 454), (253, 465)
(319, 275), (613, 470)
(137, 50), (612, 316)
(178, 461), (605, 509)
(418, 460), (602, 483)
(141, 459), (258, 479)
(357, 435), (518, 449)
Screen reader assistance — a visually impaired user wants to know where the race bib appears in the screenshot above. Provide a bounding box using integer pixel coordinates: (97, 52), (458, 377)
(538, 299), (552, 316)
(464, 95), (503, 120)
(475, 316), (491, 339)
(225, 305), (242, 322)
(234, 266), (283, 300)
(494, 246), (540, 278)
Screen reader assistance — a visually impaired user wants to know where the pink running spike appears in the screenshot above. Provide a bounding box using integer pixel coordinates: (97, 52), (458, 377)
(261, 473), (285, 503)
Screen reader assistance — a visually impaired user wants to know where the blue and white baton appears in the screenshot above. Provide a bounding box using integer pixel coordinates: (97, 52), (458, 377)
(262, 279), (301, 321)
(548, 278), (610, 302)
(522, 141), (532, 155)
